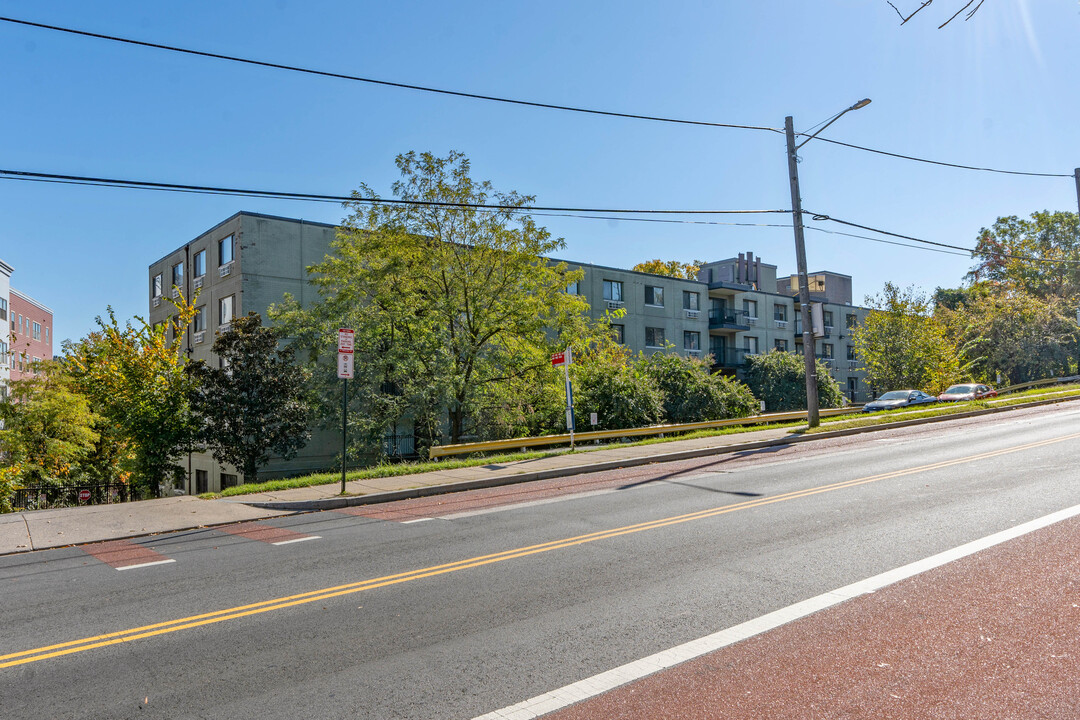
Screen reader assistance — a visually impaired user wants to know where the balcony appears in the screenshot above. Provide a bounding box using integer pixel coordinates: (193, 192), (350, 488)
(708, 308), (751, 331)
(710, 347), (749, 370)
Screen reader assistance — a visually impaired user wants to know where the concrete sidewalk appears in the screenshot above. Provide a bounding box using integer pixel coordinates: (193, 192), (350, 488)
(0, 424), (795, 555)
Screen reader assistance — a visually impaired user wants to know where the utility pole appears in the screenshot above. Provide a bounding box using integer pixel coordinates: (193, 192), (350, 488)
(1074, 168), (1079, 216)
(786, 116), (819, 427)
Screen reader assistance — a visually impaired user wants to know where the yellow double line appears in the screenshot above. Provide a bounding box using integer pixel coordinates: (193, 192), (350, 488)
(4, 431), (1076, 669)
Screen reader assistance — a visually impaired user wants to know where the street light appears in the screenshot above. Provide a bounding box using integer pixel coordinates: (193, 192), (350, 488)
(785, 99), (871, 428)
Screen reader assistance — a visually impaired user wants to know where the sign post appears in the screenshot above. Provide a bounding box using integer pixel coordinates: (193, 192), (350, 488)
(337, 329), (355, 493)
(552, 348), (575, 449)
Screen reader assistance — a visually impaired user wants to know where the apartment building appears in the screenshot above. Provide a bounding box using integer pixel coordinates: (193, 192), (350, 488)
(0, 259), (11, 398)
(0, 259), (54, 395)
(8, 289), (54, 382)
(147, 212), (340, 494)
(566, 250), (870, 403)
(150, 212), (871, 492)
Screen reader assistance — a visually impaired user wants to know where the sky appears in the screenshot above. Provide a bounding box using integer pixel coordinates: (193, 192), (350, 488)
(1, 1), (1078, 346)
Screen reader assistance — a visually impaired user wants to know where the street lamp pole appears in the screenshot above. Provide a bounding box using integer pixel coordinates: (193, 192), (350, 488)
(785, 99), (871, 428)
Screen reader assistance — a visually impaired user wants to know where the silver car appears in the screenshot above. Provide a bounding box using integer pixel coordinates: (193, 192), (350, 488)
(862, 389), (939, 413)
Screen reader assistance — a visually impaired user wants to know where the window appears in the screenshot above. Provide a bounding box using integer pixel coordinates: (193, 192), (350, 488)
(743, 299), (758, 319)
(0, 340), (7, 366)
(32, 322), (41, 341)
(744, 336), (759, 354)
(0, 297), (6, 321)
(846, 313), (858, 329)
(45, 328), (49, 344)
(822, 343), (834, 358)
(774, 338), (788, 352)
(684, 331), (700, 352)
(193, 249), (207, 278)
(823, 310), (834, 327)
(172, 261), (184, 289)
(219, 295), (234, 326)
(219, 235), (234, 266)
(612, 324), (625, 344)
(645, 326), (666, 348)
(220, 473), (239, 488)
(566, 280), (579, 294)
(193, 306), (206, 333)
(847, 345), (857, 361)
(603, 280), (623, 302)
(151, 274), (163, 298)
(774, 304), (787, 321)
(644, 285), (664, 307)
(683, 291), (699, 311)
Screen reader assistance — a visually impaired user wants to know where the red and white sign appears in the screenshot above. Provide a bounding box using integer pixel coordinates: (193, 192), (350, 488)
(337, 328), (355, 353)
(337, 352), (354, 379)
(78, 489), (91, 502)
(551, 351), (565, 367)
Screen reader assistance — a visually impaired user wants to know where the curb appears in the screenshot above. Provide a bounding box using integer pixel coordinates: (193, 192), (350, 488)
(237, 393), (1080, 512)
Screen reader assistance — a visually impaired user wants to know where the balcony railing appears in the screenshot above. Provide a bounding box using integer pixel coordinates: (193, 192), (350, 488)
(709, 347), (749, 369)
(708, 308), (751, 330)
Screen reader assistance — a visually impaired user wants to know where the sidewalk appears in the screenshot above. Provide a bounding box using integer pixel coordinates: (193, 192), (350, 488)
(0, 424), (795, 555)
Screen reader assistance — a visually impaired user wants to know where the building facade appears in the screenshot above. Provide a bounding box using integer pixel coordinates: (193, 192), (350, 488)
(8, 289), (54, 382)
(150, 213), (871, 493)
(0, 259), (11, 399)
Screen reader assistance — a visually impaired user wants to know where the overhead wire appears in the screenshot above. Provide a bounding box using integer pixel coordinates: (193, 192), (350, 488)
(2, 15), (1071, 179)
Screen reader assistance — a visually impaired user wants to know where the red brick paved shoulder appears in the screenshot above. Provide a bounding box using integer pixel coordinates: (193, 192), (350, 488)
(551, 517), (1080, 719)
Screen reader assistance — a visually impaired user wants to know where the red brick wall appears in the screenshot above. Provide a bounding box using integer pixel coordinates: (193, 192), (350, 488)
(9, 291), (53, 382)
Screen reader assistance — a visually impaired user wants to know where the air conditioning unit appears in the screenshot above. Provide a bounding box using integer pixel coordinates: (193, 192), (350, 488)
(775, 320), (788, 329)
(219, 263), (233, 278)
(193, 277), (203, 289)
(824, 325), (834, 336)
(685, 310), (700, 319)
(152, 297), (161, 308)
(219, 322), (232, 333)
(745, 316), (758, 326)
(605, 301), (625, 310)
(848, 360), (858, 370)
(193, 332), (205, 344)
(171, 287), (180, 299)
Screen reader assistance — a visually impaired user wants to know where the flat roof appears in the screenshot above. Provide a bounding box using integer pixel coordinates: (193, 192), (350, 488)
(10, 287), (53, 314)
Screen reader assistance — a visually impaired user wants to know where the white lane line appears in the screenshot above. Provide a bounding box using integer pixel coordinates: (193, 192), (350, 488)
(439, 490), (617, 520)
(472, 501), (1080, 720)
(116, 559), (176, 571)
(271, 536), (322, 545)
(400, 518), (433, 524)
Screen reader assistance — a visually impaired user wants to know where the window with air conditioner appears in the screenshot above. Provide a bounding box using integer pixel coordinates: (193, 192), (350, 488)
(193, 249), (206, 278)
(603, 280), (623, 303)
(683, 291), (699, 311)
(219, 235), (234, 266)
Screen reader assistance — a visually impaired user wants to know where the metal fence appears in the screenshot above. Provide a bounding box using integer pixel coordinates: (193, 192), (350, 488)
(9, 482), (148, 512)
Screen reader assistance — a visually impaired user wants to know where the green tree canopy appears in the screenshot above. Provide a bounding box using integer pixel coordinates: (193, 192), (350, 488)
(637, 350), (758, 423)
(967, 211), (1080, 301)
(187, 313), (312, 485)
(743, 349), (845, 412)
(272, 150), (603, 451)
(849, 283), (963, 395)
(630, 259), (704, 280)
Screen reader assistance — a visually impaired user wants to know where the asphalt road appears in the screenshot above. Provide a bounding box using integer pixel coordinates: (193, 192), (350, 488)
(3, 403), (1080, 720)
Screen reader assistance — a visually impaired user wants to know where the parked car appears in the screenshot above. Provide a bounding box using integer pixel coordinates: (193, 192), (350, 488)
(938, 384), (997, 402)
(862, 390), (939, 413)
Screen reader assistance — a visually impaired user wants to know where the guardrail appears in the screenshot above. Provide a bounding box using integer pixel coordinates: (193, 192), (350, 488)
(428, 407), (857, 459)
(997, 374), (1080, 395)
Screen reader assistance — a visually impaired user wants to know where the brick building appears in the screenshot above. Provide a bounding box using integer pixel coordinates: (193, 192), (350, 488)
(8, 288), (54, 382)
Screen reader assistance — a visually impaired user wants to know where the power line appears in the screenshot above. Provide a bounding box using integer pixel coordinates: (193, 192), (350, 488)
(5, 16), (1071, 181)
(807, 211), (1080, 266)
(0, 16), (779, 134)
(805, 136), (1072, 179)
(0, 168), (788, 215)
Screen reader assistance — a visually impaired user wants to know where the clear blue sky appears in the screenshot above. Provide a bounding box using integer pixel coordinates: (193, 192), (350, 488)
(1, 1), (1077, 345)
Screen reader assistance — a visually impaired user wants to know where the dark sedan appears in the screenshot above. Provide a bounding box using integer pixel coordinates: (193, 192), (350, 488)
(862, 390), (939, 413)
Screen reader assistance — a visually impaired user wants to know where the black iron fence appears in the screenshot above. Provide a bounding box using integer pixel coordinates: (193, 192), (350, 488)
(9, 482), (149, 512)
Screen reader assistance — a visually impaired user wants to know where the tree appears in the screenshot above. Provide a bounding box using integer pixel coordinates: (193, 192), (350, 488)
(187, 313), (312, 486)
(967, 211), (1080, 302)
(743, 349), (846, 412)
(571, 343), (665, 431)
(0, 363), (100, 488)
(271, 150), (600, 450)
(937, 287), (1078, 384)
(64, 300), (199, 493)
(637, 351), (758, 423)
(630, 259), (704, 280)
(886, 0), (989, 28)
(849, 283), (963, 394)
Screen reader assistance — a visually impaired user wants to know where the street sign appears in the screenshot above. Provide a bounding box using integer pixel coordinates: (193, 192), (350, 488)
(338, 328), (355, 353)
(337, 351), (354, 379)
(78, 489), (91, 502)
(551, 351), (565, 366)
